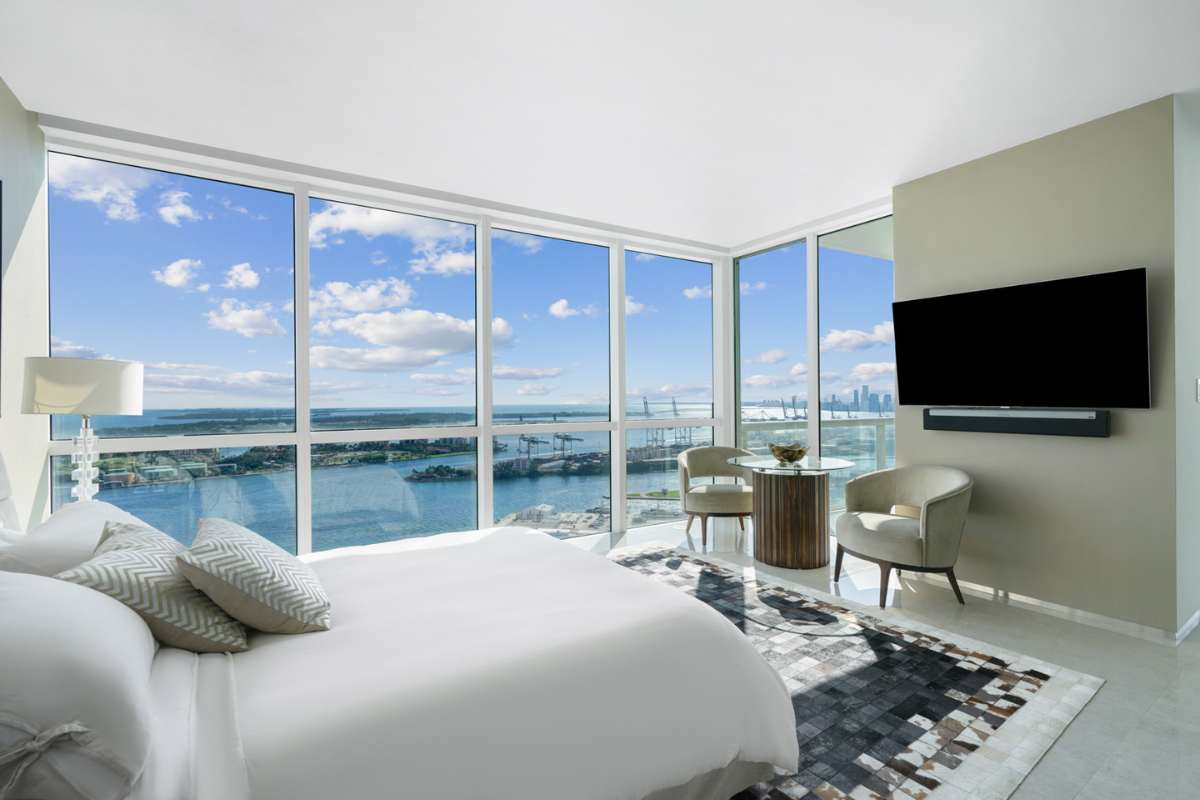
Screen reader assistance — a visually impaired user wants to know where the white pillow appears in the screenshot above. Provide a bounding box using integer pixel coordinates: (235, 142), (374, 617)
(0, 570), (157, 800)
(0, 501), (143, 576)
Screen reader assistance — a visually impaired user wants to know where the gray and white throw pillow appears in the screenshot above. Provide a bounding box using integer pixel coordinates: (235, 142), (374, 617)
(178, 518), (331, 634)
(56, 521), (248, 653)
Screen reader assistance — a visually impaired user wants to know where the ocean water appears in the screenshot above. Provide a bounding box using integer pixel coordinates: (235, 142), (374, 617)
(51, 404), (891, 553)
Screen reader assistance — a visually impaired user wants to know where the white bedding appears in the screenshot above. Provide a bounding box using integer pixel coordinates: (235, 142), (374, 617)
(136, 527), (797, 799)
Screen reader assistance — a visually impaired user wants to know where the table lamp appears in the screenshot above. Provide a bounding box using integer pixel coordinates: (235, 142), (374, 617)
(22, 356), (144, 502)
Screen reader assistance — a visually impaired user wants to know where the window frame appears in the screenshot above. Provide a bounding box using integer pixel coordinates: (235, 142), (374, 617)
(42, 136), (725, 552)
(732, 209), (894, 476)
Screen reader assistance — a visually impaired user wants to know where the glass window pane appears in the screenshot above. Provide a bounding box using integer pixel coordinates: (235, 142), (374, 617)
(492, 430), (610, 536)
(625, 251), (712, 419)
(51, 447), (298, 551)
(736, 240), (808, 453)
(48, 153), (296, 439)
(625, 427), (714, 528)
(308, 198), (476, 430)
(491, 229), (609, 423)
(311, 438), (478, 550)
(818, 217), (895, 509)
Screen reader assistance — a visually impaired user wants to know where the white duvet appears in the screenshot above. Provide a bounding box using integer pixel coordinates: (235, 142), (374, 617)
(136, 527), (797, 800)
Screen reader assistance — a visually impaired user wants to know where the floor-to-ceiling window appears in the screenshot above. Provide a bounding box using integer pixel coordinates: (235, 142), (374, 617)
(734, 240), (808, 453)
(46, 149), (721, 550)
(48, 152), (299, 549)
(623, 250), (714, 527)
(817, 216), (895, 509)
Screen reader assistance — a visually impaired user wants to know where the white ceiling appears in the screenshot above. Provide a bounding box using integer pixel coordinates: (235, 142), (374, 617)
(2, 1), (1200, 248)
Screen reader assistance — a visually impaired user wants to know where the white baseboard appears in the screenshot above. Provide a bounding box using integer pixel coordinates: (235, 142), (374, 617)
(909, 571), (1198, 647)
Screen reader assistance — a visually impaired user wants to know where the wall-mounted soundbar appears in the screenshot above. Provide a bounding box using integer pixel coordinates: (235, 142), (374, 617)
(923, 407), (1110, 438)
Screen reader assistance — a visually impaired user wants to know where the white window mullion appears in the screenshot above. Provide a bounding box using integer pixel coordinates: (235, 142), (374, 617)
(610, 243), (627, 535)
(806, 232), (821, 456)
(476, 218), (495, 528)
(713, 254), (735, 448)
(294, 185), (313, 554)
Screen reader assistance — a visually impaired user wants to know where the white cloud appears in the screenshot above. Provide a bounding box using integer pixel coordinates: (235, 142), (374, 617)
(48, 153), (154, 221)
(146, 368), (293, 395)
(309, 201), (472, 249)
(152, 258), (203, 289)
(847, 361), (897, 383)
(223, 262), (260, 289)
(157, 190), (203, 226)
(492, 229), (543, 254)
(494, 365), (563, 380)
(820, 321), (895, 352)
(411, 368), (476, 386)
(790, 362), (808, 377)
(744, 373), (801, 388)
(196, 283), (211, 293)
(750, 348), (787, 365)
(409, 248), (475, 276)
(625, 295), (646, 315)
(628, 383), (710, 400)
(311, 345), (445, 372)
(517, 383), (555, 396)
(740, 280), (768, 295)
(322, 309), (505, 349)
(50, 336), (103, 360)
(633, 252), (657, 262)
(310, 277), (414, 317)
(683, 285), (713, 300)
(369, 250), (388, 266)
(548, 298), (598, 318)
(206, 299), (286, 338)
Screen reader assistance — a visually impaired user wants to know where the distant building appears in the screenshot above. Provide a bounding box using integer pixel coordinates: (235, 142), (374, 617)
(869, 393), (880, 413)
(861, 384), (870, 408)
(852, 389), (860, 411)
(883, 393), (893, 412)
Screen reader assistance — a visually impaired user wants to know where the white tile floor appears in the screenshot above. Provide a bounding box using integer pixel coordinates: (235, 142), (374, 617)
(583, 520), (1200, 800)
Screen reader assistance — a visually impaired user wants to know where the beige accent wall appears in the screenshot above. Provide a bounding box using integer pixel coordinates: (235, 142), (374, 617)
(1175, 93), (1200, 632)
(894, 97), (1179, 632)
(0, 78), (49, 530)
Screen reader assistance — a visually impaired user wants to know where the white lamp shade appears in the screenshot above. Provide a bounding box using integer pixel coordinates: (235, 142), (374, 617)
(22, 357), (144, 416)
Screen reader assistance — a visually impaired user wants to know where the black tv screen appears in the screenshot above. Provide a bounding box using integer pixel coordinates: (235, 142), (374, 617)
(893, 268), (1150, 408)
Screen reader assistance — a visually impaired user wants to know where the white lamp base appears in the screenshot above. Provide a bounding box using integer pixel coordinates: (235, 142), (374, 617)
(70, 415), (100, 502)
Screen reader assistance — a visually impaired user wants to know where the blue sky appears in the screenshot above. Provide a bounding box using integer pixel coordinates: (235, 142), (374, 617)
(48, 152), (891, 418)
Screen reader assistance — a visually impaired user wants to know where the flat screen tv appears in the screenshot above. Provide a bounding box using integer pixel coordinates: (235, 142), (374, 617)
(893, 267), (1150, 409)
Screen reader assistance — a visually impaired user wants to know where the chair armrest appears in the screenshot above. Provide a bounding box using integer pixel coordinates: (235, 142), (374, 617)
(678, 462), (691, 510)
(844, 468), (896, 513)
(920, 484), (973, 567)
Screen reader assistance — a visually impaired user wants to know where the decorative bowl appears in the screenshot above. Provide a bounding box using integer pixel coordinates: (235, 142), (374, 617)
(769, 443), (807, 464)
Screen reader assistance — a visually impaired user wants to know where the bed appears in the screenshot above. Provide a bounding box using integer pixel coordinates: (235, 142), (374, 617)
(2, 508), (798, 799)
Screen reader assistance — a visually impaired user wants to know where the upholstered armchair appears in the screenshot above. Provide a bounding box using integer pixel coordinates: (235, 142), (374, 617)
(834, 465), (973, 607)
(677, 446), (754, 551)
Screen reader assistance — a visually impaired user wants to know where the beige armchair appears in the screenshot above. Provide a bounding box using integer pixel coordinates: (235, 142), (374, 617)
(677, 446), (754, 551)
(834, 465), (973, 607)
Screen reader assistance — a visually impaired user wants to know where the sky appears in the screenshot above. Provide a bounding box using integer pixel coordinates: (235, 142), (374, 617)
(48, 152), (891, 420)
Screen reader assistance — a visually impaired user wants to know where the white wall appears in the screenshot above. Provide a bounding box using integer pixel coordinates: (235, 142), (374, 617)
(0, 78), (49, 529)
(894, 97), (1179, 632)
(1175, 93), (1200, 632)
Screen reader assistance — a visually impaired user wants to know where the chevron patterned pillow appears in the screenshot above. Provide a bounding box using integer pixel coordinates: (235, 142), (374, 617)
(56, 521), (248, 653)
(178, 518), (331, 634)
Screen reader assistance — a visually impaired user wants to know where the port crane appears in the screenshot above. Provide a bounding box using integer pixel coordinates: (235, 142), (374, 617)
(553, 432), (583, 457)
(517, 435), (550, 469)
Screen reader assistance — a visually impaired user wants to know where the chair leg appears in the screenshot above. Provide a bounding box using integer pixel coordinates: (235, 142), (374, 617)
(878, 561), (892, 608)
(946, 568), (965, 605)
(682, 515), (696, 550)
(833, 545), (845, 582)
(737, 515), (745, 531)
(685, 514), (694, 534)
(700, 514), (708, 550)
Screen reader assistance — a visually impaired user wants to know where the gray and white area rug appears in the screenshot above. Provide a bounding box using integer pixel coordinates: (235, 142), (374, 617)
(613, 546), (1103, 800)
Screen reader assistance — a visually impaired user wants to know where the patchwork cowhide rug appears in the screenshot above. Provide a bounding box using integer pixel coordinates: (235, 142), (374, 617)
(613, 546), (1102, 800)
